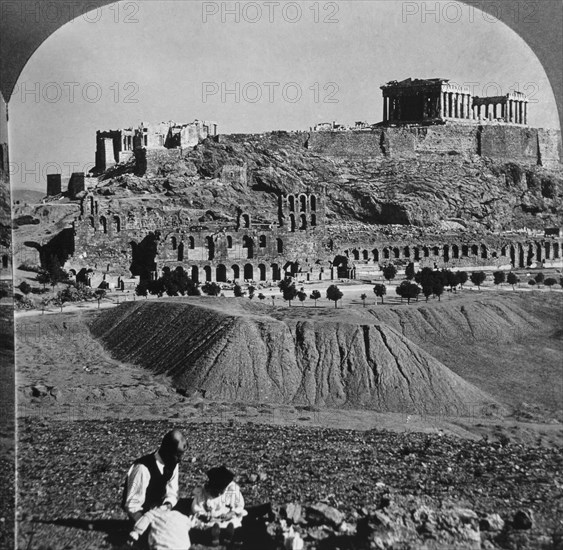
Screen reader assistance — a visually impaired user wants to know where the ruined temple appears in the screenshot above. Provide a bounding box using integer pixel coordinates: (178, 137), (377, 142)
(380, 78), (529, 125)
(95, 119), (218, 172)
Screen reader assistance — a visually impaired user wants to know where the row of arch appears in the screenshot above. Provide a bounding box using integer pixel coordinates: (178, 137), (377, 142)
(169, 235), (285, 261)
(188, 263), (284, 283)
(288, 212), (317, 231)
(88, 215), (121, 234)
(344, 241), (562, 266)
(286, 193), (317, 213)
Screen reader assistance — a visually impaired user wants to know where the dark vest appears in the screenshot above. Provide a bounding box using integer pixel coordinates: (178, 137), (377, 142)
(122, 453), (174, 512)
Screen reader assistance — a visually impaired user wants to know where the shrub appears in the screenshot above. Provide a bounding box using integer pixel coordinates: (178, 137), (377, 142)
(18, 281), (32, 295)
(14, 294), (34, 310)
(544, 278), (557, 290)
(18, 262), (41, 273)
(202, 282), (222, 296)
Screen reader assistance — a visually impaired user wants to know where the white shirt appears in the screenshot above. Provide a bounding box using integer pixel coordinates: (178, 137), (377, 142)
(130, 509), (192, 550)
(123, 451), (179, 516)
(191, 481), (246, 529)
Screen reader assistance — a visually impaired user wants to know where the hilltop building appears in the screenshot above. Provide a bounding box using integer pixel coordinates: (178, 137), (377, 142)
(95, 119), (218, 172)
(380, 78), (529, 125)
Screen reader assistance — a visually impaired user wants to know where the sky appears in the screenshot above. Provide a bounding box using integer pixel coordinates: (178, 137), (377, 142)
(9, 0), (560, 192)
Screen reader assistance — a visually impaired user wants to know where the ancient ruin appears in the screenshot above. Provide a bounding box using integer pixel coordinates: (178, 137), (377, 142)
(380, 78), (529, 125)
(95, 119), (218, 172)
(29, 78), (562, 290)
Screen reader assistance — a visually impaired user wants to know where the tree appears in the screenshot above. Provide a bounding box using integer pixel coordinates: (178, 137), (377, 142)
(233, 283), (244, 297)
(544, 277), (557, 290)
(507, 272), (519, 290)
(404, 283), (420, 304)
(39, 297), (50, 315)
(415, 267), (434, 287)
(326, 284), (343, 308)
(470, 271), (486, 289)
(422, 284), (433, 302)
(528, 279), (536, 286)
(52, 294), (66, 313)
(248, 285), (256, 299)
(493, 271), (506, 286)
(136, 280), (149, 297)
(36, 269), (50, 289)
(397, 281), (419, 304)
(18, 281), (32, 295)
(405, 262), (416, 281)
(534, 272), (545, 287)
(373, 284), (386, 304)
(202, 282), (222, 296)
(396, 283), (405, 303)
(282, 284), (298, 306)
(382, 264), (397, 283)
(94, 289), (107, 309)
(457, 271), (468, 289)
(310, 289), (321, 307)
(433, 281), (444, 301)
(445, 270), (459, 292)
(297, 289), (307, 306)
(360, 293), (367, 307)
(258, 293), (266, 301)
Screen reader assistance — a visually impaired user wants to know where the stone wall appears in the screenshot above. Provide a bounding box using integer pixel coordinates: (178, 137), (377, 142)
(538, 128), (562, 168)
(307, 130), (383, 158)
(413, 125), (479, 156)
(479, 125), (539, 164)
(306, 124), (561, 165)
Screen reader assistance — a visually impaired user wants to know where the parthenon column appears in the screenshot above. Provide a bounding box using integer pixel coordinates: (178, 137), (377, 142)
(524, 102), (528, 125)
(383, 96), (388, 122)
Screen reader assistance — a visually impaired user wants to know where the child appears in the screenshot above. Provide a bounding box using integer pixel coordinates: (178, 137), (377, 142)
(129, 506), (192, 550)
(191, 466), (247, 545)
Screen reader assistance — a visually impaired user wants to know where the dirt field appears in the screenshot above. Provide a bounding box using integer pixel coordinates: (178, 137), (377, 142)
(14, 290), (563, 549)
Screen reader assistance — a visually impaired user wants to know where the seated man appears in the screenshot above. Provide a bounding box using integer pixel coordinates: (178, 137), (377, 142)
(122, 429), (187, 523)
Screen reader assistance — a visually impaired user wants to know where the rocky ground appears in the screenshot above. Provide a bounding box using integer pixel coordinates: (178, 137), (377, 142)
(12, 291), (563, 549)
(17, 418), (563, 550)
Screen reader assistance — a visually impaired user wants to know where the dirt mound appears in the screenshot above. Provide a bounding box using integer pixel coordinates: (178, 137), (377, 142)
(89, 301), (498, 415)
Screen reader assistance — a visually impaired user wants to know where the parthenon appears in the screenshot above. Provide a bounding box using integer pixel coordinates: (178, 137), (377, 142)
(381, 78), (528, 125)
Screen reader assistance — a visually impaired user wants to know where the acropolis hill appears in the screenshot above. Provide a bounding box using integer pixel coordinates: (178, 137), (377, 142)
(15, 78), (563, 290)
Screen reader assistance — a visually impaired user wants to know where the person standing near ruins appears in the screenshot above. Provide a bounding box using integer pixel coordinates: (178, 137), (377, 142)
(122, 429), (188, 523)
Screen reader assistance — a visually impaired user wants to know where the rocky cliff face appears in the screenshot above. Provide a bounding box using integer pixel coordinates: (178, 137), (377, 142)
(89, 300), (498, 415)
(91, 132), (562, 234)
